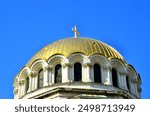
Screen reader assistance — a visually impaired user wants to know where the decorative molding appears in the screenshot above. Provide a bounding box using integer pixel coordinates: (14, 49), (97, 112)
(31, 60), (46, 71)
(47, 55), (66, 65)
(68, 53), (84, 64)
(89, 54), (108, 67)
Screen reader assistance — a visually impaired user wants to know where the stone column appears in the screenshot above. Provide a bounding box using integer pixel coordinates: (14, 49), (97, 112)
(101, 67), (105, 84)
(131, 77), (139, 96)
(43, 66), (49, 87)
(13, 88), (19, 99)
(28, 72), (33, 92)
(18, 79), (25, 98)
(83, 62), (92, 82)
(18, 81), (22, 98)
(119, 71), (128, 90)
(23, 80), (26, 95)
(62, 63), (71, 83)
(48, 66), (53, 85)
(34, 72), (38, 90)
(69, 64), (73, 82)
(137, 75), (142, 98)
(104, 65), (112, 85)
(29, 71), (38, 91)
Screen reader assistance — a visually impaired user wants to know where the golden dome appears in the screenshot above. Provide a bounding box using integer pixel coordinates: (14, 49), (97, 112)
(26, 37), (126, 67)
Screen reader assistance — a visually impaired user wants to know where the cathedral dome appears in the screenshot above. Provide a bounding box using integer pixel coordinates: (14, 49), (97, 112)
(27, 37), (126, 67)
(14, 34), (141, 99)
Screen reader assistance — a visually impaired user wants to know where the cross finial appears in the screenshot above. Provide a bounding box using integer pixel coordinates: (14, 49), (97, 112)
(72, 26), (79, 38)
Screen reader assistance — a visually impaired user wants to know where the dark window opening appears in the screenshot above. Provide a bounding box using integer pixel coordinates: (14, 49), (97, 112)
(94, 64), (101, 83)
(55, 64), (62, 83)
(126, 76), (130, 91)
(26, 77), (29, 92)
(38, 69), (44, 88)
(112, 68), (118, 87)
(74, 62), (82, 81)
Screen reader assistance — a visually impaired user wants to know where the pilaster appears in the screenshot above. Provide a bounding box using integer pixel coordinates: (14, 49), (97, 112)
(18, 79), (25, 98)
(103, 65), (112, 85)
(62, 63), (71, 83)
(43, 65), (49, 87)
(119, 71), (128, 90)
(82, 62), (92, 82)
(29, 71), (38, 91)
(48, 65), (53, 85)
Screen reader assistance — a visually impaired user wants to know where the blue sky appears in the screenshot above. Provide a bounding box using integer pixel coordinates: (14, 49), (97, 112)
(0, 0), (150, 99)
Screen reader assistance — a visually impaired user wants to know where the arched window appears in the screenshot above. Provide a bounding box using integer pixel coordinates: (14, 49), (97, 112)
(94, 64), (101, 83)
(26, 76), (29, 93)
(74, 62), (82, 81)
(112, 68), (118, 87)
(126, 76), (130, 91)
(38, 69), (44, 88)
(55, 64), (62, 83)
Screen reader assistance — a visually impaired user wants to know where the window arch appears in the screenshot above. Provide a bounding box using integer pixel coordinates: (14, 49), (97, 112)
(38, 69), (44, 88)
(26, 76), (29, 93)
(94, 64), (101, 83)
(112, 68), (118, 87)
(55, 64), (62, 83)
(126, 76), (130, 91)
(74, 62), (82, 81)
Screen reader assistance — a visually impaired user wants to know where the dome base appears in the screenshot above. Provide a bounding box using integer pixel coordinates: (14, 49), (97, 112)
(21, 82), (138, 99)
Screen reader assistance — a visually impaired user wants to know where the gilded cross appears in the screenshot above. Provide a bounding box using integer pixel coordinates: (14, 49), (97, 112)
(72, 26), (79, 38)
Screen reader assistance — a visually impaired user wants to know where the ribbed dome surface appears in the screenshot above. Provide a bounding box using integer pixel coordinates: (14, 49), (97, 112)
(26, 37), (125, 67)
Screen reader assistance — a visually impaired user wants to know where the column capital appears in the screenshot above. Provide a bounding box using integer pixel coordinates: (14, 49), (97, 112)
(19, 79), (25, 85)
(83, 62), (92, 67)
(13, 88), (18, 95)
(29, 71), (38, 77)
(120, 71), (127, 75)
(131, 78), (139, 83)
(43, 65), (53, 71)
(103, 64), (113, 85)
(120, 68), (128, 75)
(63, 63), (71, 68)
(103, 64), (112, 70)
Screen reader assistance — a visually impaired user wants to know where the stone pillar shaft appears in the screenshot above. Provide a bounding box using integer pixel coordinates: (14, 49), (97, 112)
(104, 67), (112, 85)
(119, 73), (128, 90)
(83, 63), (92, 82)
(43, 67), (49, 87)
(62, 63), (70, 83)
